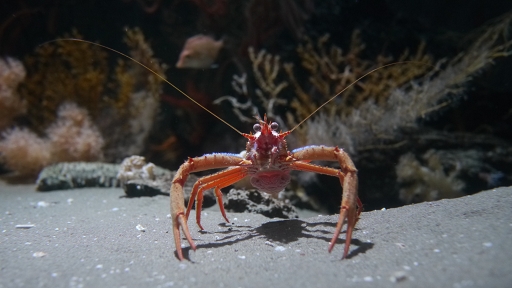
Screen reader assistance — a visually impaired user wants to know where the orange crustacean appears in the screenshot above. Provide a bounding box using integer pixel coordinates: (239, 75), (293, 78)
(170, 114), (362, 261)
(56, 39), (416, 261)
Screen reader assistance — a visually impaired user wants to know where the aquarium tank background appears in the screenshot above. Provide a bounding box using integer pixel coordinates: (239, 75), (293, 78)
(1, 0), (512, 212)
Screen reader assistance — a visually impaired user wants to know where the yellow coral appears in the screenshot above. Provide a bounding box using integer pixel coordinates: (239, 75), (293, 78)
(19, 28), (165, 134)
(123, 27), (166, 95)
(287, 30), (433, 122)
(228, 12), (511, 157)
(102, 27), (166, 161)
(20, 30), (109, 131)
(109, 27), (165, 115)
(236, 31), (433, 146)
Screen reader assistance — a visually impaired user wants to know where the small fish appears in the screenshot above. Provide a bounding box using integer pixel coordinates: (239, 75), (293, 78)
(175, 34), (223, 69)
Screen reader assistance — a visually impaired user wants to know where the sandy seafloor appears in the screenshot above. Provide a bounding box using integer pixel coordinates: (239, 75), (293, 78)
(0, 180), (511, 288)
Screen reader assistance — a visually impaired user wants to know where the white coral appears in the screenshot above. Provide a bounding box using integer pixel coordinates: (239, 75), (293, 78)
(117, 155), (156, 188)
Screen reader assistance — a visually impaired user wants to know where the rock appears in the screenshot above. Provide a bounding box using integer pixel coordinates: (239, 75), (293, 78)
(224, 189), (299, 219)
(117, 156), (214, 206)
(36, 162), (120, 191)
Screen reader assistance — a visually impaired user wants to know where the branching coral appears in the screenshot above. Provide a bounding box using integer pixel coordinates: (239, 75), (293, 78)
(219, 30), (435, 153)
(302, 12), (512, 154)
(0, 57), (26, 130)
(214, 74), (261, 123)
(248, 47), (289, 119)
(287, 31), (433, 121)
(222, 12), (512, 157)
(214, 47), (292, 130)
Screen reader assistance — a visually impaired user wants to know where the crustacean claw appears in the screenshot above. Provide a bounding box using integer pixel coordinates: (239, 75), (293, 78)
(171, 154), (247, 260)
(290, 145), (360, 258)
(173, 212), (196, 261)
(328, 197), (363, 258)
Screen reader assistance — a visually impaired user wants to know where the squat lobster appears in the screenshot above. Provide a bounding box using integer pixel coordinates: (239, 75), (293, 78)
(168, 62), (410, 261)
(171, 115), (362, 261)
(56, 39), (415, 261)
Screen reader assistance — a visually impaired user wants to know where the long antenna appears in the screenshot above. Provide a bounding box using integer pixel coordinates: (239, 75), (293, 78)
(43, 38), (244, 136)
(289, 61), (432, 132)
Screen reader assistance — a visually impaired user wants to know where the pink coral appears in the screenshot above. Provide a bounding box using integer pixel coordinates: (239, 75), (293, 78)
(0, 57), (26, 130)
(0, 102), (105, 177)
(0, 128), (51, 176)
(46, 102), (105, 163)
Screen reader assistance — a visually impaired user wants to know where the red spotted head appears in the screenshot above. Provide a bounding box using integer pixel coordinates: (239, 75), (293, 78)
(243, 115), (290, 156)
(242, 115), (292, 194)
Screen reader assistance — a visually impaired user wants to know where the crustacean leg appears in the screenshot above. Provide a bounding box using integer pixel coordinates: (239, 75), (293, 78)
(170, 153), (247, 261)
(186, 166), (248, 230)
(290, 145), (360, 259)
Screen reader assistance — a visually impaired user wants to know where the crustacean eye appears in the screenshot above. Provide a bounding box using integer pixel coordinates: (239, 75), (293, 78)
(253, 123), (262, 132)
(270, 122), (279, 131)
